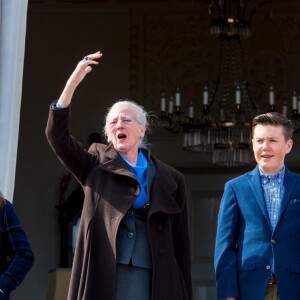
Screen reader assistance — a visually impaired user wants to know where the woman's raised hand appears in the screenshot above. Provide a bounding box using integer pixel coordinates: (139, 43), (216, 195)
(68, 51), (103, 86)
(57, 51), (103, 108)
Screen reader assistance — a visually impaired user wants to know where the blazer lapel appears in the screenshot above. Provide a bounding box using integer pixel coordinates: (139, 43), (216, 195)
(247, 166), (271, 226)
(277, 168), (298, 222)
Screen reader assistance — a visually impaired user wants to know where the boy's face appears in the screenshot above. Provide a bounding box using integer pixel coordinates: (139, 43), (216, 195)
(252, 124), (293, 174)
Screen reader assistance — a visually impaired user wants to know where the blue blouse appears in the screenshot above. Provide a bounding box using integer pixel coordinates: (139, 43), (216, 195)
(119, 150), (148, 209)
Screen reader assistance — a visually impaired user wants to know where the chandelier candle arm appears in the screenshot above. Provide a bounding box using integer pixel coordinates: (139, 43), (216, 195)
(189, 103), (194, 119)
(203, 85), (209, 105)
(175, 87), (181, 107)
(168, 97), (174, 114)
(282, 101), (288, 118)
(160, 93), (166, 112)
(235, 85), (241, 104)
(292, 91), (297, 110)
(269, 86), (275, 105)
(268, 86), (276, 112)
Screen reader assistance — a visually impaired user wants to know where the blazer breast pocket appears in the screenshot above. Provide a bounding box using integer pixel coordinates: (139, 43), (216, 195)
(286, 199), (300, 218)
(287, 199), (300, 206)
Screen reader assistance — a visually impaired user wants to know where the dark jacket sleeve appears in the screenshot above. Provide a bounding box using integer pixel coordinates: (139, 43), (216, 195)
(45, 103), (97, 184)
(0, 201), (34, 297)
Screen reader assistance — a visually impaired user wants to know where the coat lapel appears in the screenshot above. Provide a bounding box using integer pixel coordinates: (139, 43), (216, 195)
(277, 168), (298, 222)
(148, 159), (182, 217)
(92, 143), (182, 217)
(97, 143), (137, 179)
(247, 166), (270, 225)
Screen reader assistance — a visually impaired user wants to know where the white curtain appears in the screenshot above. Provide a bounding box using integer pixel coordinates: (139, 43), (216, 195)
(0, 0), (28, 202)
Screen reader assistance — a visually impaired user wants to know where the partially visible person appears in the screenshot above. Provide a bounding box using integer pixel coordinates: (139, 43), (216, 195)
(45, 51), (192, 300)
(0, 192), (34, 300)
(214, 112), (300, 300)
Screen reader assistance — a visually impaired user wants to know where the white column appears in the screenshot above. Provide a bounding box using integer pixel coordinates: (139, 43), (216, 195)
(0, 0), (28, 202)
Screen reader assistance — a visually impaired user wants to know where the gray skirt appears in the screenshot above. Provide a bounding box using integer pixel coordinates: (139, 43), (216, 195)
(115, 264), (152, 300)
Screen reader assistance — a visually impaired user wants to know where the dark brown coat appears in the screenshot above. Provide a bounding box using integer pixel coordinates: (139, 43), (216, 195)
(45, 106), (192, 300)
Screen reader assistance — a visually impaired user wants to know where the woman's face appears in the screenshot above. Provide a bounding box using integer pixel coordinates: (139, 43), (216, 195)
(107, 103), (145, 160)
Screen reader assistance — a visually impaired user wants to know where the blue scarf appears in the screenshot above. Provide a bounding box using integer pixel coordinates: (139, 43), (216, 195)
(119, 150), (148, 209)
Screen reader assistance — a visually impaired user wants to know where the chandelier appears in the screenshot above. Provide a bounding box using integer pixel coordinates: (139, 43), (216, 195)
(157, 0), (300, 167)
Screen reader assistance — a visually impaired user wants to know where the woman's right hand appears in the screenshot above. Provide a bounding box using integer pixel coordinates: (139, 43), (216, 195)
(67, 51), (102, 87)
(57, 51), (103, 108)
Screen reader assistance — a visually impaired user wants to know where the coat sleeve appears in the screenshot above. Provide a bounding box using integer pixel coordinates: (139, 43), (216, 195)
(0, 201), (34, 297)
(45, 103), (98, 184)
(214, 181), (239, 300)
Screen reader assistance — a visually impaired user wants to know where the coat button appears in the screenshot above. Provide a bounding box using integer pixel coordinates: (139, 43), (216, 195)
(157, 225), (163, 232)
(266, 265), (271, 270)
(271, 239), (276, 244)
(127, 232), (134, 239)
(158, 249), (165, 256)
(127, 209), (134, 216)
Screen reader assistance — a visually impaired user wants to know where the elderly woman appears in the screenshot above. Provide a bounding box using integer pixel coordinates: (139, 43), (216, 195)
(45, 51), (192, 300)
